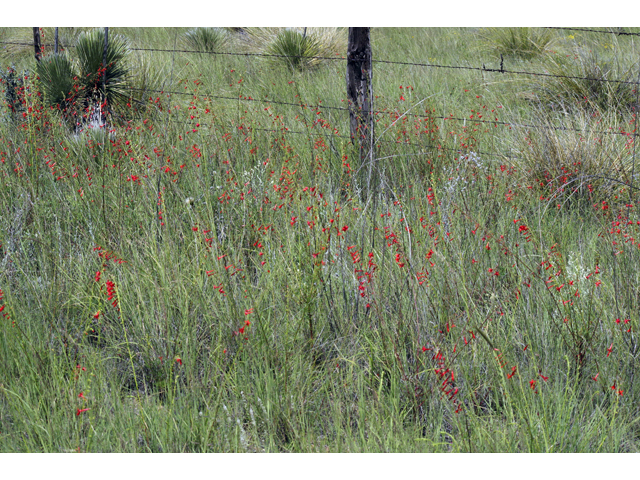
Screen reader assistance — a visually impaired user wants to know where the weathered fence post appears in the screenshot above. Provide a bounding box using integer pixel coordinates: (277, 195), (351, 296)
(54, 27), (58, 54)
(32, 27), (42, 61)
(346, 27), (374, 190)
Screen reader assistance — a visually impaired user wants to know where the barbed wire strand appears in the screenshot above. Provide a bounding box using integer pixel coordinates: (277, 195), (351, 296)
(2, 39), (639, 87)
(129, 86), (640, 138)
(131, 113), (515, 162)
(543, 27), (640, 37)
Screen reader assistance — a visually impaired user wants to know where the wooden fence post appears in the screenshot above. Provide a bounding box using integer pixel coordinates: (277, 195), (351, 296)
(346, 27), (374, 190)
(54, 27), (59, 54)
(32, 27), (42, 61)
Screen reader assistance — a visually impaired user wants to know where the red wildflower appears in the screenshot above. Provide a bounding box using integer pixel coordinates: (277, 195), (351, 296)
(76, 408), (90, 416)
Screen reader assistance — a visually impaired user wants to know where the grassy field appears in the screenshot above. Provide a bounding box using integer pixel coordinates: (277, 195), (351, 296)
(1, 27), (640, 452)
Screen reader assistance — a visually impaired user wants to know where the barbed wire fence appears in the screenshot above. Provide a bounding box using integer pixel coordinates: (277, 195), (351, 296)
(1, 27), (639, 191)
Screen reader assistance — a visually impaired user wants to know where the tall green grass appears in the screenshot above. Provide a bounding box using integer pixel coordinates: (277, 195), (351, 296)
(1, 27), (640, 452)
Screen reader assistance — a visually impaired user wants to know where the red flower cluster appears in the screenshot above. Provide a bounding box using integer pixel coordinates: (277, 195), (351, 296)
(0, 289), (8, 321)
(430, 350), (462, 413)
(106, 280), (117, 308)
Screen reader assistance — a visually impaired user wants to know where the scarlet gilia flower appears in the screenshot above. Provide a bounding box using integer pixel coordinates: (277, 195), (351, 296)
(76, 408), (90, 416)
(175, 356), (182, 366)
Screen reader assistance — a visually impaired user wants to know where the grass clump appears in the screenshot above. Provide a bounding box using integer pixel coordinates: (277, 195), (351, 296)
(532, 46), (639, 115)
(510, 109), (636, 203)
(478, 27), (555, 60)
(267, 29), (322, 71)
(243, 27), (346, 71)
(183, 27), (229, 53)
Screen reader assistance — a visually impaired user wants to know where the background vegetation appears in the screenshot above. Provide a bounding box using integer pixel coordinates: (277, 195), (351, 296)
(1, 27), (640, 452)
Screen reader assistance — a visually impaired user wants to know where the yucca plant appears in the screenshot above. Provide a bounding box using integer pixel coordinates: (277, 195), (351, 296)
(479, 27), (554, 60)
(75, 29), (130, 111)
(36, 52), (76, 110)
(267, 29), (322, 71)
(183, 27), (228, 53)
(33, 29), (133, 129)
